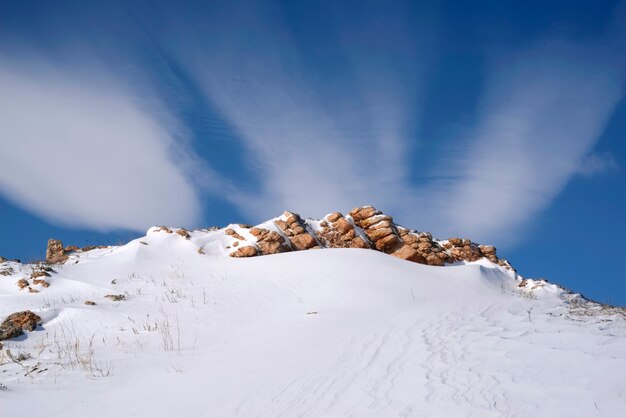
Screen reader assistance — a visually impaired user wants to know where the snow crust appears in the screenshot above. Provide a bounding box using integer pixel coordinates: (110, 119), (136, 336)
(0, 229), (625, 417)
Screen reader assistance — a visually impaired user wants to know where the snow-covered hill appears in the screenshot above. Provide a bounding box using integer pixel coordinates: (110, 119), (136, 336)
(1, 211), (625, 417)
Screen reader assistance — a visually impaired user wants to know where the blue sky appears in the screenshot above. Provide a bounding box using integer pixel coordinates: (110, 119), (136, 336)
(1, 0), (625, 305)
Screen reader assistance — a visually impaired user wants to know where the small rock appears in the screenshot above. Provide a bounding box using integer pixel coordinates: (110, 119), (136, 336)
(230, 246), (258, 258)
(176, 228), (191, 240)
(447, 238), (463, 246)
(0, 311), (41, 341)
(84, 300), (96, 306)
(224, 228), (246, 241)
(16, 279), (29, 290)
(0, 267), (15, 276)
(32, 279), (49, 288)
(30, 270), (51, 279)
(104, 294), (126, 302)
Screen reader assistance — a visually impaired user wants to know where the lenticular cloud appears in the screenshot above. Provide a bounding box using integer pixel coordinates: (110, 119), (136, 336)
(0, 56), (201, 231)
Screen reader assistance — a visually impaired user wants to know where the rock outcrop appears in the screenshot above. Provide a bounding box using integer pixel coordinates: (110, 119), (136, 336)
(249, 228), (290, 255)
(225, 205), (513, 270)
(275, 211), (319, 251)
(0, 311), (41, 341)
(348, 207), (424, 263)
(316, 212), (370, 249)
(46, 239), (68, 264)
(442, 239), (510, 268)
(397, 229), (453, 266)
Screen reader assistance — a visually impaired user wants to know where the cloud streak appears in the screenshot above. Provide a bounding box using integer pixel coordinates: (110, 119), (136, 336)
(422, 41), (625, 242)
(577, 152), (620, 177)
(160, 3), (624, 245)
(159, 1), (421, 219)
(0, 54), (203, 231)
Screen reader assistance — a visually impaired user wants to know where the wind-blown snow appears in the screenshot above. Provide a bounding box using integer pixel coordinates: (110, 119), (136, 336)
(0, 228), (624, 417)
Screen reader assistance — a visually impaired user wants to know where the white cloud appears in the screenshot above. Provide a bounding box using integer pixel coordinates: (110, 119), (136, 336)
(419, 41), (624, 243)
(577, 152), (620, 176)
(160, 2), (419, 221)
(168, 9), (624, 245)
(0, 55), (202, 231)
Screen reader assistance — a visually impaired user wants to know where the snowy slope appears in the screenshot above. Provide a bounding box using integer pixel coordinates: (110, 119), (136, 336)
(1, 227), (625, 417)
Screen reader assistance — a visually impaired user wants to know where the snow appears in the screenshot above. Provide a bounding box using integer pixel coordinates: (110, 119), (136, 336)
(1, 229), (625, 417)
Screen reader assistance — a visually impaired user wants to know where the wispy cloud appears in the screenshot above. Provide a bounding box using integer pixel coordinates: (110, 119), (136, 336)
(0, 53), (203, 231)
(422, 41), (625, 243)
(160, 3), (625, 245)
(577, 152), (620, 177)
(159, 1), (421, 219)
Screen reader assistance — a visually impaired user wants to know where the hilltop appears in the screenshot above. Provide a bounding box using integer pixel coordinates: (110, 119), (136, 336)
(0, 206), (624, 417)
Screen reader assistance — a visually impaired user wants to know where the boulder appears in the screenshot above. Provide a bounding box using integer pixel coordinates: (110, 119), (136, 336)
(46, 239), (68, 264)
(391, 244), (426, 263)
(290, 233), (317, 251)
(229, 246), (258, 258)
(326, 212), (342, 223)
(349, 206), (380, 222)
(0, 311), (41, 341)
(350, 237), (370, 249)
(250, 228), (289, 255)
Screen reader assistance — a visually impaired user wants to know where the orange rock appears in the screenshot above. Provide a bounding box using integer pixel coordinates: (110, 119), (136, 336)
(366, 227), (394, 242)
(229, 246), (258, 257)
(176, 229), (191, 240)
(374, 233), (400, 251)
(291, 234), (317, 250)
(391, 245), (426, 263)
(348, 206), (380, 223)
(0, 310), (41, 341)
(334, 218), (353, 234)
(249, 228), (288, 254)
(326, 212), (342, 223)
(447, 238), (463, 246)
(33, 279), (50, 288)
(224, 228), (246, 241)
(350, 237), (370, 249)
(360, 215), (392, 229)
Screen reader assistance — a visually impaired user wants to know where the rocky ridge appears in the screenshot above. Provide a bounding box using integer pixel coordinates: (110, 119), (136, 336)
(31, 205), (512, 271)
(226, 206), (513, 270)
